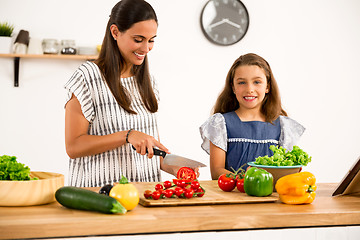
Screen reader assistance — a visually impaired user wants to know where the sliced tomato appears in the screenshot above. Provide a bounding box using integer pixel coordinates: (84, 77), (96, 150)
(177, 167), (196, 181)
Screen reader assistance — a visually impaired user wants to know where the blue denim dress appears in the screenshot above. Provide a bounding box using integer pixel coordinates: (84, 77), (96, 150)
(199, 112), (305, 172)
(223, 112), (280, 171)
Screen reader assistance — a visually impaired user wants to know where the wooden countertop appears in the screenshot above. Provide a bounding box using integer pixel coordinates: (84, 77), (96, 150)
(0, 182), (359, 239)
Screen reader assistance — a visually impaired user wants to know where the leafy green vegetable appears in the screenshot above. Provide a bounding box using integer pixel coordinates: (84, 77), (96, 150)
(0, 155), (37, 181)
(255, 145), (312, 166)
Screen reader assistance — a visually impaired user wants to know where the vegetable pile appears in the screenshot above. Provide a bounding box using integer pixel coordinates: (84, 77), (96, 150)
(217, 166), (273, 197)
(56, 176), (138, 214)
(56, 186), (127, 214)
(143, 167), (205, 200)
(255, 145), (311, 166)
(0, 155), (38, 181)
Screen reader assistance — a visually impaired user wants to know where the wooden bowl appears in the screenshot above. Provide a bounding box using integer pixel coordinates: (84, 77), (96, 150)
(0, 171), (64, 206)
(247, 162), (302, 191)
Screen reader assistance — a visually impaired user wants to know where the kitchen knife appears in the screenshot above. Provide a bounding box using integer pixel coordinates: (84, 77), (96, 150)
(131, 146), (206, 168)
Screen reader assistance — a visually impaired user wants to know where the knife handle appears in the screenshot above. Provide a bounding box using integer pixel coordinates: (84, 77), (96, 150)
(131, 145), (167, 157)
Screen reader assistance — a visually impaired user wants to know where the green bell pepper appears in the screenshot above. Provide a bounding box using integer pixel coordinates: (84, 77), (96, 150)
(244, 167), (273, 197)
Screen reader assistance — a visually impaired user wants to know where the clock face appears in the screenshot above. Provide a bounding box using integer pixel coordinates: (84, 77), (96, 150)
(200, 0), (249, 46)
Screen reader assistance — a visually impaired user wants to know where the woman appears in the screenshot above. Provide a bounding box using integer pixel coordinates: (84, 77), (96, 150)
(64, 0), (182, 187)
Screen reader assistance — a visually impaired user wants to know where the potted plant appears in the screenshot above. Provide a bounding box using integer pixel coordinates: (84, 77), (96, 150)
(0, 21), (14, 54)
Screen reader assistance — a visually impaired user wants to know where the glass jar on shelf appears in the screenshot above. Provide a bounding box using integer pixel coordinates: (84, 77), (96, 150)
(42, 39), (59, 54)
(60, 40), (77, 55)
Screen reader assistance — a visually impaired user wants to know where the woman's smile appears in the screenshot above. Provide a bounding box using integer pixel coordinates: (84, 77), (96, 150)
(134, 52), (145, 58)
(134, 51), (146, 60)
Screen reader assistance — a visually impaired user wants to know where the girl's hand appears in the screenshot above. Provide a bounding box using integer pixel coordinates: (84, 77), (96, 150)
(128, 130), (169, 159)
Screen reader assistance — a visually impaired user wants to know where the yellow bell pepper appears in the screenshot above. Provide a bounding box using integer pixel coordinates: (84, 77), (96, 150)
(275, 171), (316, 204)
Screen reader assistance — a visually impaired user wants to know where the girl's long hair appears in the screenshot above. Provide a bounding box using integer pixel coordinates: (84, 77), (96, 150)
(213, 53), (287, 122)
(95, 0), (158, 114)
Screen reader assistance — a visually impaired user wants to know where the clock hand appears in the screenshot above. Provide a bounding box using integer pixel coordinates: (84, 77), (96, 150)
(208, 18), (227, 30)
(223, 19), (241, 29)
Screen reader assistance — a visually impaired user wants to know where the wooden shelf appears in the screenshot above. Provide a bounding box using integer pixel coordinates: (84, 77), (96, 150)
(0, 53), (98, 87)
(0, 53), (98, 60)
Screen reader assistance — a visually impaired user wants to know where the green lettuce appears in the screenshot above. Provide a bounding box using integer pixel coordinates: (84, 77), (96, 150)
(0, 155), (37, 181)
(254, 145), (311, 166)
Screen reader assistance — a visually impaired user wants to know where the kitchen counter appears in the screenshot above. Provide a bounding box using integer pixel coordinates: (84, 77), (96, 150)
(0, 182), (359, 239)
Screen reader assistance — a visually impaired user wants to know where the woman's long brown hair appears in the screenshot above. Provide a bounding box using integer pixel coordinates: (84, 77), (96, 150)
(213, 53), (287, 122)
(94, 0), (158, 114)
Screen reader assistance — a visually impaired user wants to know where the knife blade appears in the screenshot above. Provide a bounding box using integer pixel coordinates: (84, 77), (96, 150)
(131, 146), (206, 168)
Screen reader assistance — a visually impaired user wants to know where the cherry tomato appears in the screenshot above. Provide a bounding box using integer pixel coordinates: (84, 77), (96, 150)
(163, 189), (174, 198)
(218, 174), (236, 192)
(155, 183), (163, 191)
(184, 188), (195, 198)
(195, 188), (205, 197)
(157, 189), (164, 195)
(177, 167), (196, 181)
(173, 179), (187, 188)
(174, 187), (184, 197)
(151, 191), (161, 200)
(144, 190), (152, 199)
(163, 180), (172, 189)
(190, 180), (200, 190)
(236, 178), (245, 193)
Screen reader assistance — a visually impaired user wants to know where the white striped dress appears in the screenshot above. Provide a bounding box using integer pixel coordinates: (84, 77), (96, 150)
(64, 61), (161, 187)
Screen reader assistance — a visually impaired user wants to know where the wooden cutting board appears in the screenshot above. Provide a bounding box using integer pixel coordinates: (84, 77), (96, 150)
(133, 180), (279, 207)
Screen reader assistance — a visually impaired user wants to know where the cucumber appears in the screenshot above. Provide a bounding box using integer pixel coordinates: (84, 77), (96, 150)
(55, 186), (127, 214)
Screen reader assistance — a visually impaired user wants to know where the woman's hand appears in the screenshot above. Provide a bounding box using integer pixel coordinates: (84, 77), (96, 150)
(192, 167), (200, 179)
(128, 130), (169, 159)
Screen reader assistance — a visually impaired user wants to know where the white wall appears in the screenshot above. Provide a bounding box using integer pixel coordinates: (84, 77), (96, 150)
(1, 0), (359, 185)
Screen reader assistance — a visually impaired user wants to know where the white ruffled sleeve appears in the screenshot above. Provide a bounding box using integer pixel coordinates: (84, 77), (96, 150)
(199, 113), (227, 155)
(279, 116), (305, 151)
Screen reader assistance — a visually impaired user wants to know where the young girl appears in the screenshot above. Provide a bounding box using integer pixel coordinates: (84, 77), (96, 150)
(199, 53), (305, 180)
(64, 0), (186, 187)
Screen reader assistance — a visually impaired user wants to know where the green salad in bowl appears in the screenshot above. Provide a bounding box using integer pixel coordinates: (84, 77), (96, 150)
(0, 155), (38, 181)
(249, 145), (312, 191)
(254, 145), (311, 167)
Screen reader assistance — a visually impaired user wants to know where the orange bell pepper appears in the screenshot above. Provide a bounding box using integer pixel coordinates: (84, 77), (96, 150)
(275, 171), (316, 204)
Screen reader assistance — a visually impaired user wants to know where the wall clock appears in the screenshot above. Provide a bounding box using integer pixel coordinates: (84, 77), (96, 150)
(200, 0), (249, 46)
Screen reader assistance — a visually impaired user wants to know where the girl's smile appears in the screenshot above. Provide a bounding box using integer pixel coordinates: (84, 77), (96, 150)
(243, 96), (256, 101)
